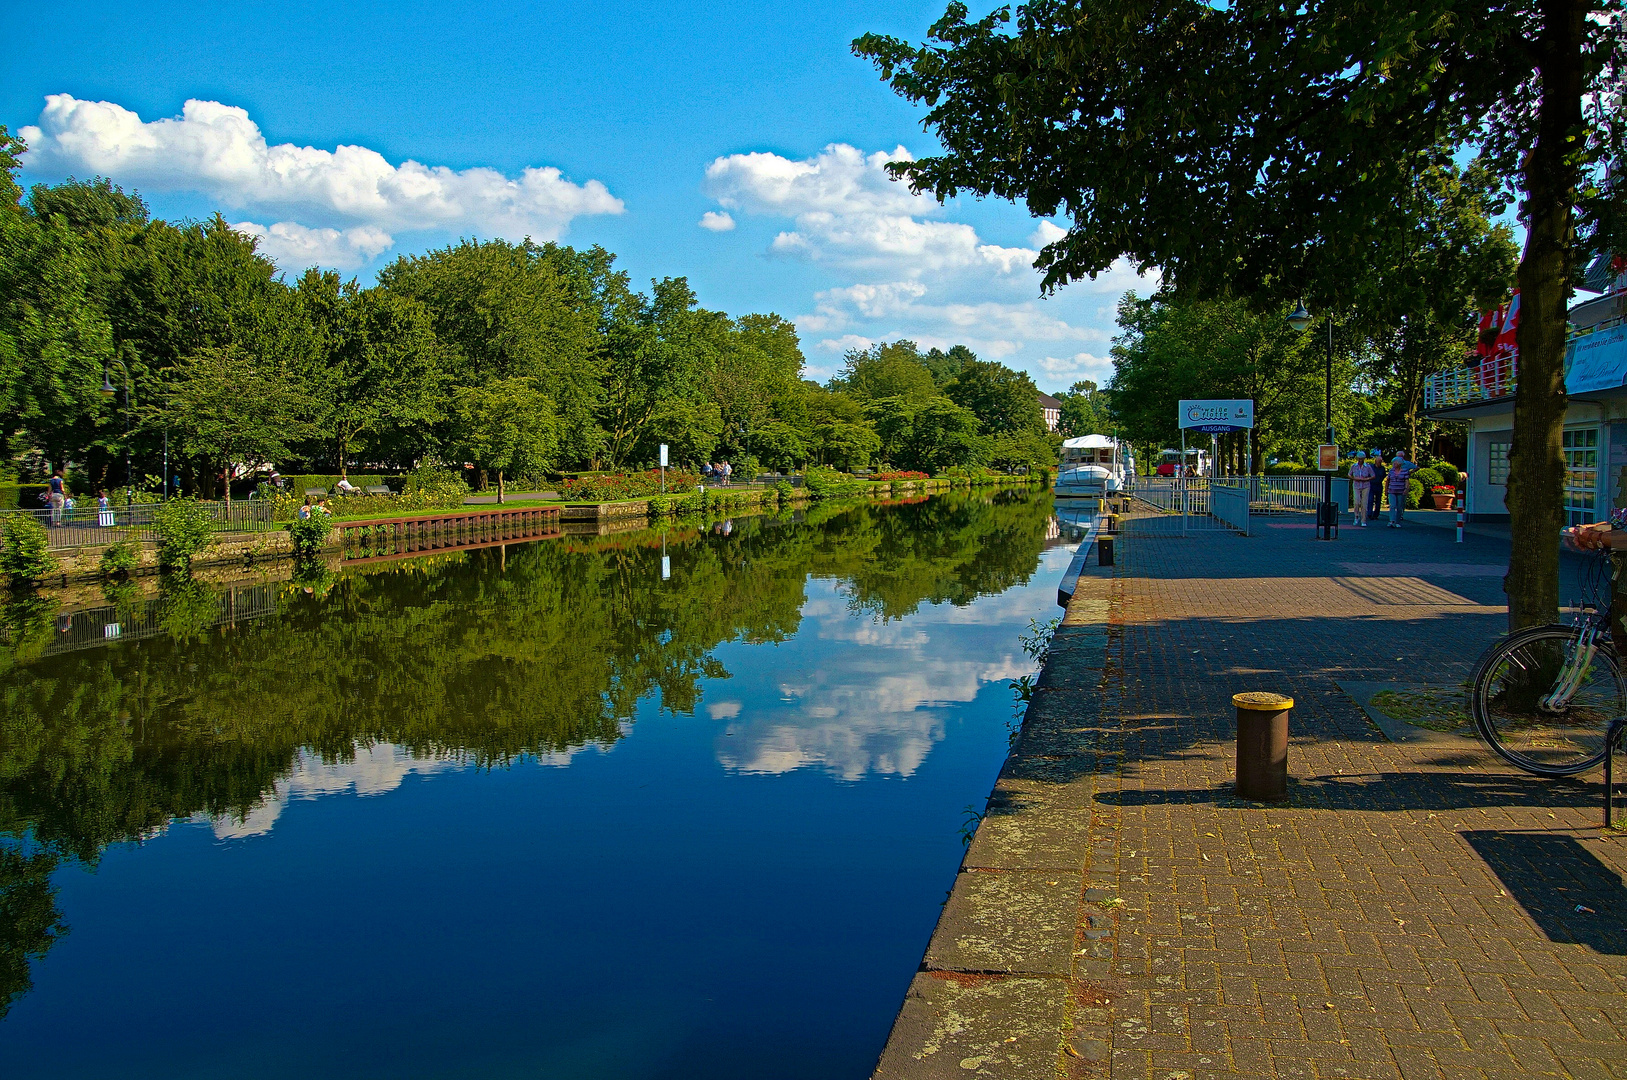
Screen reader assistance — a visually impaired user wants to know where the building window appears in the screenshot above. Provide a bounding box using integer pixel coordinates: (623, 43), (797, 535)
(1563, 428), (1599, 526)
(1488, 441), (1510, 485)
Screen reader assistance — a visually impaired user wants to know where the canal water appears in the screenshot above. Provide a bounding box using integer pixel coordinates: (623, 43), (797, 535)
(0, 490), (1080, 1079)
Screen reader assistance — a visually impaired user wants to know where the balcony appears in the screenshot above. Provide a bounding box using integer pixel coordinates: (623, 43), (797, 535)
(1423, 352), (1516, 410)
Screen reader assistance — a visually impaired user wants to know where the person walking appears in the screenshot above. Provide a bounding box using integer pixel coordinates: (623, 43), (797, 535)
(1367, 449), (1385, 521)
(1348, 452), (1376, 527)
(47, 470), (67, 526)
(1385, 453), (1416, 528)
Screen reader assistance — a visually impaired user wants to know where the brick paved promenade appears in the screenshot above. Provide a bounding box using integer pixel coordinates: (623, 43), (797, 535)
(874, 512), (1627, 1080)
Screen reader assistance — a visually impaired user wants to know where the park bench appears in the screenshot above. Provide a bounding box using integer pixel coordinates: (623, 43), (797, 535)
(364, 485), (394, 496)
(304, 487), (328, 498)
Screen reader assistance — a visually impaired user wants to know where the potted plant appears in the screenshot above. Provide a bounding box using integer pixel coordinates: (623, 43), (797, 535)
(1430, 484), (1457, 510)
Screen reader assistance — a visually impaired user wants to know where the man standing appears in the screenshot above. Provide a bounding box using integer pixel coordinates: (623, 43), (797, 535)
(48, 469), (67, 527)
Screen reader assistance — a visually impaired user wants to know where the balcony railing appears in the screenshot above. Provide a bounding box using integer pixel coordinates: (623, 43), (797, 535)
(1423, 351), (1517, 410)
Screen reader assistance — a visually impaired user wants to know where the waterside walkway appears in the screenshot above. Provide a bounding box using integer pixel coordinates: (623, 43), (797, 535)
(875, 511), (1627, 1079)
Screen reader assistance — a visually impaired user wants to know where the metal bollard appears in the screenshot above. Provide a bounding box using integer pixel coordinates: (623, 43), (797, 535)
(1104, 513), (1119, 534)
(1232, 692), (1292, 802)
(1097, 535), (1114, 566)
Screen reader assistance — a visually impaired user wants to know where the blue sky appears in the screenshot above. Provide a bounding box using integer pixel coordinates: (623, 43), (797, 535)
(4, 0), (1151, 390)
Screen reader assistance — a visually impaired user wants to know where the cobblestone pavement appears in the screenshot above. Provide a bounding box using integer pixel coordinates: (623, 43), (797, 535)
(874, 513), (1627, 1080)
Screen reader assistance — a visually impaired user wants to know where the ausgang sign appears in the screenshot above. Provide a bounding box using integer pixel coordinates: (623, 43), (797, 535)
(1178, 399), (1254, 434)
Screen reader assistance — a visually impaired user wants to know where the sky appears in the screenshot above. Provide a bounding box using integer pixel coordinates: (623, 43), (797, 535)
(3, 0), (1155, 392)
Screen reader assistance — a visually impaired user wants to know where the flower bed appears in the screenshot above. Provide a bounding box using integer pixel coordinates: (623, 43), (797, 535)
(559, 469), (699, 502)
(869, 470), (929, 481)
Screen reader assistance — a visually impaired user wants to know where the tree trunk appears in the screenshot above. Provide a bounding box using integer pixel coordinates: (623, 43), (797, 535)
(338, 434), (348, 479)
(497, 469), (505, 504)
(1505, 0), (1584, 630)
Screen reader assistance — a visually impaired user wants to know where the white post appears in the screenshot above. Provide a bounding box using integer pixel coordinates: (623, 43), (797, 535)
(1181, 429), (1188, 537)
(659, 443), (668, 494)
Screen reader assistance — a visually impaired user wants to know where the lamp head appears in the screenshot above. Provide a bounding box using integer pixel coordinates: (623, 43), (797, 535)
(1286, 303), (1313, 333)
(100, 371), (116, 397)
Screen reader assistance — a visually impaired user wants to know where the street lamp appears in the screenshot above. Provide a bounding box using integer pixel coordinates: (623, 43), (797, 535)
(101, 359), (134, 507)
(1287, 303), (1336, 540)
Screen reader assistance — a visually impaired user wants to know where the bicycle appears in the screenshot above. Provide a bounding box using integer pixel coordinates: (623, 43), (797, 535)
(1469, 548), (1627, 778)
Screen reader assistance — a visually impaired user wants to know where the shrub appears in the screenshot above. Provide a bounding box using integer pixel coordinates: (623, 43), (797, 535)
(1411, 466), (1444, 490)
(560, 469), (698, 502)
(1436, 463), (1461, 488)
(287, 515), (333, 556)
(1406, 478), (1425, 509)
(152, 498), (216, 569)
(1, 515), (58, 584)
(774, 480), (794, 503)
(99, 540), (140, 577)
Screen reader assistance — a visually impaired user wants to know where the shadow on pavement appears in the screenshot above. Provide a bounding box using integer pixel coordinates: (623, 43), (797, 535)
(1462, 830), (1627, 955)
(1094, 769), (1607, 813)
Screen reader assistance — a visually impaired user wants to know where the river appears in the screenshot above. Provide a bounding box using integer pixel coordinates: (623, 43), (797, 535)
(0, 489), (1080, 1079)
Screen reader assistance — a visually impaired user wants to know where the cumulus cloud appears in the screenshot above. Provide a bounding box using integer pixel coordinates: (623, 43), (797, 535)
(232, 220), (394, 271)
(20, 94), (624, 264)
(702, 143), (1157, 389)
(698, 210), (735, 232)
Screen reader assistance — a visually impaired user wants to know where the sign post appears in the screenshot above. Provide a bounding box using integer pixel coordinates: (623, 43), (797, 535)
(1178, 401), (1255, 535)
(659, 443), (668, 494)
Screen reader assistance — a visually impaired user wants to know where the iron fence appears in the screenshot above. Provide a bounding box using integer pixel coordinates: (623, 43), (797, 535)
(0, 499), (277, 550)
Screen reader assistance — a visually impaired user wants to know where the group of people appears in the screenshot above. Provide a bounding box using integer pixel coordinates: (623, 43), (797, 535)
(37, 470), (122, 527)
(297, 496), (333, 520)
(701, 461), (733, 485)
(1346, 450), (1417, 528)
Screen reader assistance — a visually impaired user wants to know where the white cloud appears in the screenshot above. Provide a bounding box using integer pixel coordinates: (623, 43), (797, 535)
(232, 220), (394, 271)
(1028, 220), (1068, 248)
(1034, 351), (1117, 383)
(20, 94), (624, 267)
(699, 210), (736, 232)
(702, 143), (1157, 391)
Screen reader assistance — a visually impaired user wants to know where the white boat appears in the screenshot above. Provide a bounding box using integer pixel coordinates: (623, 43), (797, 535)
(1054, 435), (1132, 498)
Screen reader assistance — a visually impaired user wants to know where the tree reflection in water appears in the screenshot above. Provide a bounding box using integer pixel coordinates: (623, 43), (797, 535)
(0, 488), (1054, 1016)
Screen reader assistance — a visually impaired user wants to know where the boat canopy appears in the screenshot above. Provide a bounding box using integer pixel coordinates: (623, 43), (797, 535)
(1062, 435), (1117, 450)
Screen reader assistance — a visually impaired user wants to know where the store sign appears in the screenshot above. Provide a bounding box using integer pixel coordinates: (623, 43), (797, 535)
(1318, 444), (1340, 471)
(1566, 325), (1627, 395)
(1178, 399), (1254, 433)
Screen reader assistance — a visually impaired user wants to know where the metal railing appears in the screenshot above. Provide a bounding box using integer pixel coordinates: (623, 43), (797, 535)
(1423, 351), (1517, 410)
(0, 499), (277, 550)
(1130, 475), (1333, 537)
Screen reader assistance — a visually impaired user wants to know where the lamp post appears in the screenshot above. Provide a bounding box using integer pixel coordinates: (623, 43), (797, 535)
(100, 359), (134, 507)
(1287, 303), (1336, 539)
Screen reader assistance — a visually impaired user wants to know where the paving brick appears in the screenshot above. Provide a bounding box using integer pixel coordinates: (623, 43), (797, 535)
(871, 514), (1627, 1078)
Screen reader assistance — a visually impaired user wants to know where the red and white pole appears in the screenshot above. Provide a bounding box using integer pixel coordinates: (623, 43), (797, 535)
(1456, 483), (1464, 543)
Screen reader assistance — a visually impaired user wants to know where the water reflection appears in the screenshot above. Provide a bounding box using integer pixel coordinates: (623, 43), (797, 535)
(0, 489), (1064, 1071)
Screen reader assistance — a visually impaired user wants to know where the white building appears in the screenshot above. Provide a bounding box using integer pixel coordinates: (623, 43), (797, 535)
(1424, 259), (1627, 525)
(1038, 392), (1063, 432)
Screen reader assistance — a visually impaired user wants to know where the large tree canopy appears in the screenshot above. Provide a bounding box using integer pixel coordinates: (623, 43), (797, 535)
(856, 0), (1624, 625)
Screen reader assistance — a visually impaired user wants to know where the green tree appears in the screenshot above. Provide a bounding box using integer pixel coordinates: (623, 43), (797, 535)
(0, 132), (116, 469)
(295, 271), (444, 475)
(1057, 381), (1111, 439)
(946, 358), (1045, 435)
(160, 346), (312, 497)
(449, 377), (559, 501)
(832, 341), (940, 403)
(854, 1), (1625, 625)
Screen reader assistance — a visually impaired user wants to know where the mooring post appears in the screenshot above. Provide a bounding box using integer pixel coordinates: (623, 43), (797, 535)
(1233, 692), (1292, 802)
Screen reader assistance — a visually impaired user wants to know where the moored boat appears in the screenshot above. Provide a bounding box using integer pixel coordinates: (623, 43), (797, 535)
(1054, 435), (1133, 498)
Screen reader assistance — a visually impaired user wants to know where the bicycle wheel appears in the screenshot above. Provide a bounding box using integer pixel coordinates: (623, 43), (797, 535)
(1470, 623), (1623, 776)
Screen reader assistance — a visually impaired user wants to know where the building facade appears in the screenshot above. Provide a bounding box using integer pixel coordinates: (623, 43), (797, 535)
(1038, 392), (1062, 432)
(1424, 285), (1627, 524)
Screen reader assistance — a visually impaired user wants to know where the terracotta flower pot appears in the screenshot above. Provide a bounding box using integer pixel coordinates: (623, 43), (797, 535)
(1431, 492), (1455, 510)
